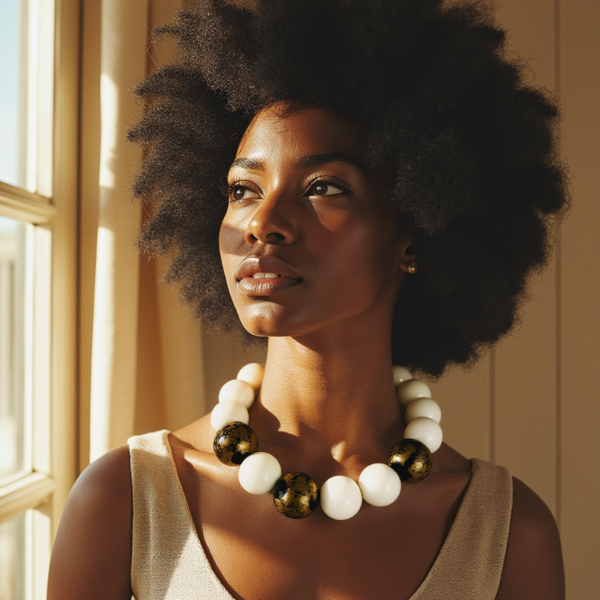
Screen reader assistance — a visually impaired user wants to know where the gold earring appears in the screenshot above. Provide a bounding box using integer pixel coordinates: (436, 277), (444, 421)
(407, 262), (418, 274)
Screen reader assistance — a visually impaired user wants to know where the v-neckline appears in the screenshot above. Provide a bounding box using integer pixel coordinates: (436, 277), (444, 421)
(162, 430), (476, 600)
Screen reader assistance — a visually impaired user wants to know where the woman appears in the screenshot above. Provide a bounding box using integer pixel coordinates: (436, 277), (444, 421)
(48, 0), (568, 598)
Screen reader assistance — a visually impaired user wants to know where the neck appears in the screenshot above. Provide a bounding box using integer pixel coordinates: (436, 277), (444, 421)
(250, 324), (406, 481)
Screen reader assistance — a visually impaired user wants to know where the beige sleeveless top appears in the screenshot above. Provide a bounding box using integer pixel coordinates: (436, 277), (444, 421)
(129, 430), (512, 599)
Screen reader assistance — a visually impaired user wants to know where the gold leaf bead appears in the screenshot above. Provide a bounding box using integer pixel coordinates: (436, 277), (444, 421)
(213, 422), (259, 466)
(273, 473), (320, 519)
(387, 439), (432, 483)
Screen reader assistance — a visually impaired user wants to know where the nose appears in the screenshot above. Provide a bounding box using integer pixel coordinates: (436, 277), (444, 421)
(245, 193), (297, 246)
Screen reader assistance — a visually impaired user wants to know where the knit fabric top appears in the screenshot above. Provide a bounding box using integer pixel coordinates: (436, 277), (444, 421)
(128, 430), (513, 599)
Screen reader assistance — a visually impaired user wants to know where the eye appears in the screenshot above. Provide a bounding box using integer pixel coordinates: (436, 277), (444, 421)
(227, 184), (260, 203)
(309, 181), (347, 196)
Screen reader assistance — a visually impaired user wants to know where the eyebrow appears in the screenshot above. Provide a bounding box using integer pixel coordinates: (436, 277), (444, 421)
(229, 152), (367, 174)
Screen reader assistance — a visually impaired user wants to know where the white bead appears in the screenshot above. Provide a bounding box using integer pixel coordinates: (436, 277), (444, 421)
(404, 417), (443, 453)
(320, 476), (363, 520)
(392, 365), (413, 386)
(358, 463), (401, 507)
(236, 363), (265, 393)
(238, 452), (281, 495)
(210, 400), (249, 431)
(405, 398), (441, 424)
(218, 379), (255, 409)
(396, 379), (431, 409)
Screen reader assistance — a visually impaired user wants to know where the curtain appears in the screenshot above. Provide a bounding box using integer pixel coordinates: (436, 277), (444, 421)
(83, 0), (206, 465)
(89, 0), (146, 462)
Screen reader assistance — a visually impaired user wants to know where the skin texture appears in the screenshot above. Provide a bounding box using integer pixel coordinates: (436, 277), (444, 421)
(47, 105), (565, 600)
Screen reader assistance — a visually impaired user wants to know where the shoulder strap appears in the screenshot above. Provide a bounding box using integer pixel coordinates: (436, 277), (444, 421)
(411, 458), (513, 600)
(128, 430), (234, 600)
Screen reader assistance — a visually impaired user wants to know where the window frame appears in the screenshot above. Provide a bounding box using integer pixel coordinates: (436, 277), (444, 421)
(0, 0), (80, 595)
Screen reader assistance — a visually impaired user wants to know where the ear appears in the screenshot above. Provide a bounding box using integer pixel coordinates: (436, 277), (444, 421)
(397, 229), (418, 274)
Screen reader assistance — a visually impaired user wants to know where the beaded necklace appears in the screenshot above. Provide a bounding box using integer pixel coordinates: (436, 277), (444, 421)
(211, 363), (442, 520)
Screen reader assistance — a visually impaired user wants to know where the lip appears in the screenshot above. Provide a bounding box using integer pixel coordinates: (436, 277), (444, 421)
(236, 256), (302, 281)
(236, 256), (302, 296)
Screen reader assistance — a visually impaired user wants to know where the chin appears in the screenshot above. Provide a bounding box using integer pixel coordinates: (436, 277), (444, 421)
(237, 304), (319, 338)
(237, 304), (290, 337)
(240, 317), (304, 338)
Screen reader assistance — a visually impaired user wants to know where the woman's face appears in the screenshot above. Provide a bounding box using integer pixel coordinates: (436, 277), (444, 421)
(219, 103), (412, 338)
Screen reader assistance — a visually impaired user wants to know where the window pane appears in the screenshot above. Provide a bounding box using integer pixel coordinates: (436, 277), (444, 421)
(0, 511), (27, 600)
(0, 216), (29, 485)
(0, 0), (25, 188)
(0, 0), (54, 195)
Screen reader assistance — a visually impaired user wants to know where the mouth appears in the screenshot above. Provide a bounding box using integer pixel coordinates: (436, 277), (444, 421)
(236, 256), (302, 296)
(248, 272), (284, 279)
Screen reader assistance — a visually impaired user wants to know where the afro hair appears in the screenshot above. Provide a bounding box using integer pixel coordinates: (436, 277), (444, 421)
(127, 0), (570, 377)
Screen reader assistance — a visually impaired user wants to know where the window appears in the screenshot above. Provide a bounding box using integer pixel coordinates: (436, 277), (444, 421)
(0, 0), (78, 597)
(0, 215), (52, 599)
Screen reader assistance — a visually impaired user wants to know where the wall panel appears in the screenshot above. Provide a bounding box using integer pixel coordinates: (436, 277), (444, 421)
(559, 0), (600, 596)
(493, 0), (559, 514)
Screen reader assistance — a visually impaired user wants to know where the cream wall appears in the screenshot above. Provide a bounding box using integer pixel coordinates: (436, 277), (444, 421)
(77, 0), (599, 597)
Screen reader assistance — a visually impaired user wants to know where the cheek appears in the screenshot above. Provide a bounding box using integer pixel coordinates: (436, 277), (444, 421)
(316, 215), (398, 282)
(309, 219), (400, 315)
(219, 212), (244, 278)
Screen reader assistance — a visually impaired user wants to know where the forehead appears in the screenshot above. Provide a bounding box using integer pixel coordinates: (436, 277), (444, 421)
(235, 104), (370, 163)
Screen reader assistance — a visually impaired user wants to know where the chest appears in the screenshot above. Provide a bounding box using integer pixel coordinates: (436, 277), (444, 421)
(181, 466), (468, 600)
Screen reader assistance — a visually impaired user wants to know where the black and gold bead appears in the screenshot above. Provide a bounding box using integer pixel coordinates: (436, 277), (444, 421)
(387, 438), (432, 483)
(273, 472), (320, 519)
(213, 422), (259, 466)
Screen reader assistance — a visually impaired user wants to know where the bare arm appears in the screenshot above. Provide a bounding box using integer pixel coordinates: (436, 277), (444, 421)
(47, 445), (133, 600)
(496, 477), (565, 600)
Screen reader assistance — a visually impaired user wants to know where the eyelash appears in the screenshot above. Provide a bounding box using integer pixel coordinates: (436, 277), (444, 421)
(221, 179), (352, 203)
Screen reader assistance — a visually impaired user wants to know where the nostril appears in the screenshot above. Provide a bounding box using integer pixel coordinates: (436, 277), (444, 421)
(265, 232), (285, 243)
(247, 231), (286, 244)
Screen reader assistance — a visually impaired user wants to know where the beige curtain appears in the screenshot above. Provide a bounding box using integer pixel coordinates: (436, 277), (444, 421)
(88, 0), (146, 462)
(81, 0), (206, 465)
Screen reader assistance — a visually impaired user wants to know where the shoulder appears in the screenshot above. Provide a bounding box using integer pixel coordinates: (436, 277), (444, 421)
(47, 445), (133, 600)
(496, 476), (565, 599)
